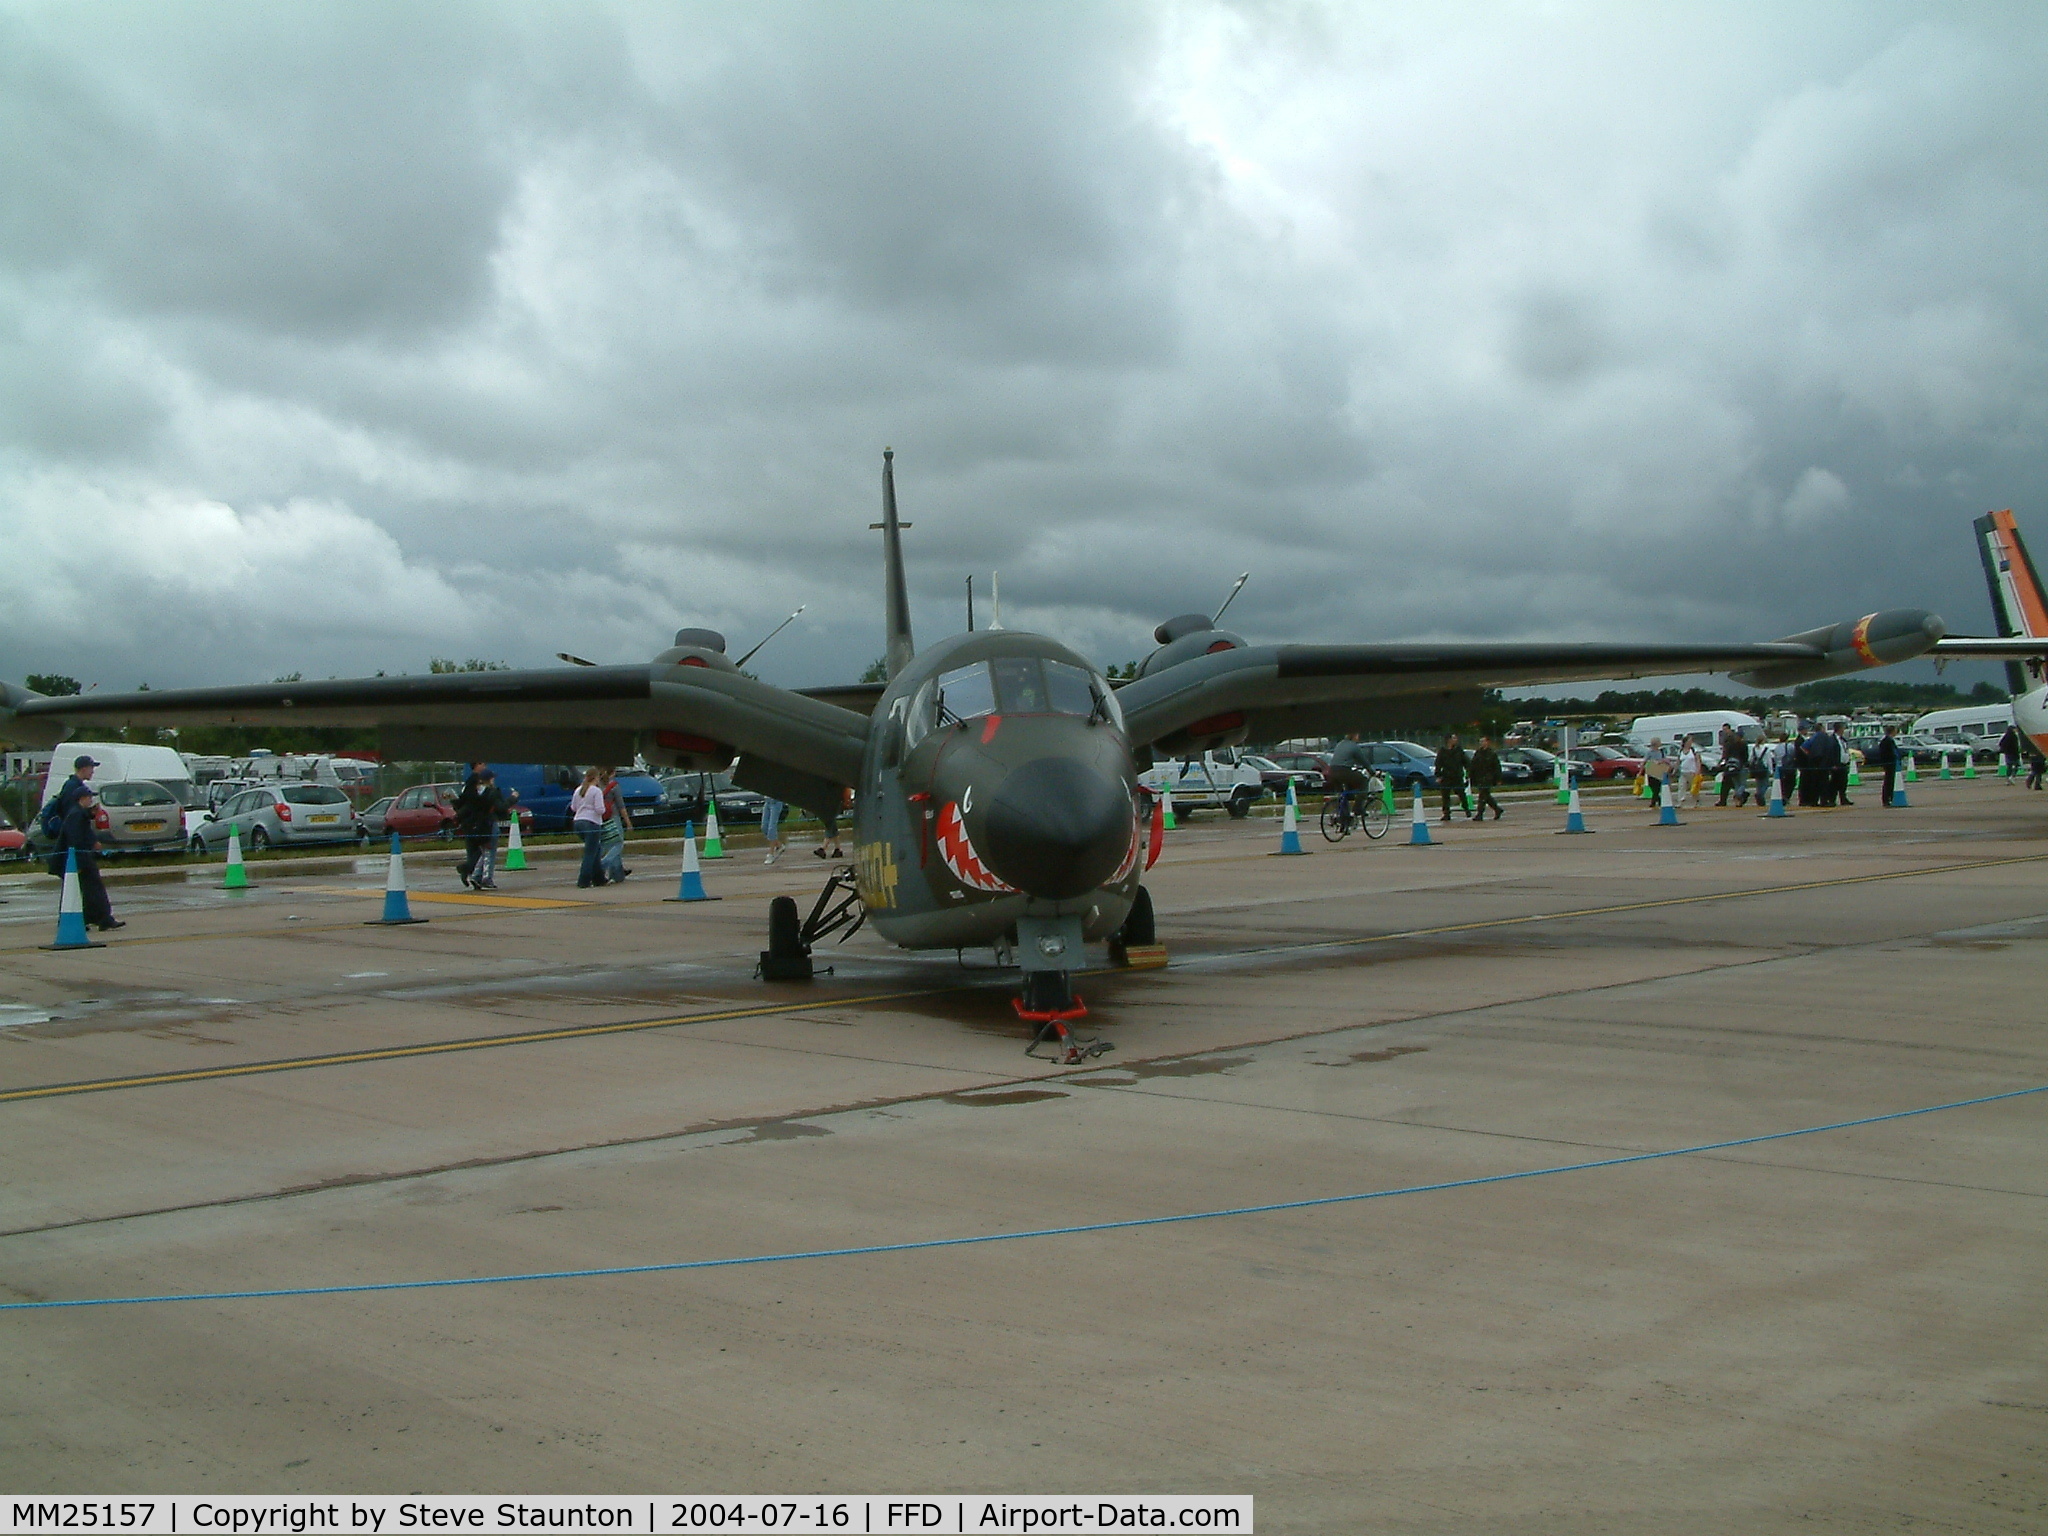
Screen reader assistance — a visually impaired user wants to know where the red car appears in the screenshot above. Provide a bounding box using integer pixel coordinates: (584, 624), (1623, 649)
(1569, 745), (1645, 780)
(0, 806), (27, 861)
(381, 782), (533, 840)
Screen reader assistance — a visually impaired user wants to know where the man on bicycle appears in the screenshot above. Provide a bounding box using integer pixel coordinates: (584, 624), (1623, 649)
(1327, 732), (1371, 822)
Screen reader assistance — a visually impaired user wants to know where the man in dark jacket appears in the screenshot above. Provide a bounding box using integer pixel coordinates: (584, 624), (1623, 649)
(1468, 737), (1503, 820)
(1998, 724), (2023, 782)
(1716, 725), (1749, 807)
(52, 781), (121, 930)
(1437, 734), (1469, 822)
(1870, 727), (1900, 807)
(453, 764), (510, 890)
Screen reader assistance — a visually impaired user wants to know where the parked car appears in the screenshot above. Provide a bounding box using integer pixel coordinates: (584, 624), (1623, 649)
(1494, 746), (1557, 784)
(88, 779), (191, 853)
(1345, 741), (1437, 791)
(1568, 745), (1645, 780)
(380, 781), (536, 840)
(659, 771), (766, 826)
(1265, 749), (1331, 777)
(0, 806), (27, 861)
(1238, 753), (1323, 797)
(354, 796), (398, 844)
(191, 783), (359, 852)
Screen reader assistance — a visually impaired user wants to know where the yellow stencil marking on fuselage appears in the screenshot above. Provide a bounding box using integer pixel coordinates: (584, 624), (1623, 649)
(856, 840), (899, 909)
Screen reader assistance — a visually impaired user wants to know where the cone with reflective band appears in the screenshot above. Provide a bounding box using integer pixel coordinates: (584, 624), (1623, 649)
(1938, 752), (1950, 779)
(1275, 780), (1306, 855)
(1846, 757), (1861, 787)
(665, 820), (718, 902)
(1161, 784), (1176, 830)
(367, 833), (427, 925)
(1555, 759), (1570, 806)
(1764, 771), (1790, 818)
(1562, 785), (1590, 834)
(40, 850), (105, 950)
(1890, 774), (1910, 807)
(701, 802), (727, 859)
(1964, 753), (1977, 779)
(221, 826), (251, 889)
(1656, 775), (1680, 826)
(502, 814), (527, 870)
(1408, 786), (1435, 846)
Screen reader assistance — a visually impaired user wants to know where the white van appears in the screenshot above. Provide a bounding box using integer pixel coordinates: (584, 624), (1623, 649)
(39, 742), (204, 833)
(1909, 704), (2013, 746)
(1626, 711), (1762, 766)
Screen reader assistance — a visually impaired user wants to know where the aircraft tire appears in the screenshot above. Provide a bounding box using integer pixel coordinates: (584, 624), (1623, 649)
(767, 895), (804, 957)
(1121, 885), (1156, 947)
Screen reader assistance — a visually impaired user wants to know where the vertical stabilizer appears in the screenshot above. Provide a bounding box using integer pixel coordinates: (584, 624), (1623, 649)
(879, 449), (915, 679)
(1974, 510), (2047, 691)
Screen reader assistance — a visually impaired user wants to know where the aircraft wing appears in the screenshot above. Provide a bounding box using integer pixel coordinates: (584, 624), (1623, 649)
(0, 661), (871, 789)
(1118, 609), (1946, 751)
(1930, 636), (2048, 658)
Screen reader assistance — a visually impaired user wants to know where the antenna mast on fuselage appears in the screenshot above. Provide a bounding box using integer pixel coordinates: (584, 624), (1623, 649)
(874, 448), (915, 679)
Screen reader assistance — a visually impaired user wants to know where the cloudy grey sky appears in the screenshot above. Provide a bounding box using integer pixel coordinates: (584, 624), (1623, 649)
(3, 1), (2043, 695)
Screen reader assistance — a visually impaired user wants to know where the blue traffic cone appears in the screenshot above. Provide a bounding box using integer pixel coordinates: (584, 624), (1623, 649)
(1889, 777), (1910, 807)
(1273, 780), (1307, 855)
(665, 820), (719, 902)
(1560, 784), (1591, 834)
(1763, 772), (1791, 818)
(366, 833), (428, 925)
(40, 850), (106, 950)
(1408, 787), (1435, 846)
(1656, 779), (1681, 826)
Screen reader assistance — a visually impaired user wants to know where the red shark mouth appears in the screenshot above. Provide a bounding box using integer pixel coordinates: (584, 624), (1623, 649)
(935, 801), (1017, 894)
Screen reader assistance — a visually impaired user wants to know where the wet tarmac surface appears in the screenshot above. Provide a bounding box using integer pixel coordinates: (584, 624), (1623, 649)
(1, 779), (2045, 1530)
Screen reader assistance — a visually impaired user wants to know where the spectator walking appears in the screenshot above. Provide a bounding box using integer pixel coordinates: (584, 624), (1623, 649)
(814, 785), (850, 859)
(1716, 726), (1750, 807)
(1678, 739), (1704, 806)
(1468, 736), (1503, 820)
(1832, 724), (1856, 806)
(1436, 734), (1469, 822)
(1751, 733), (1781, 806)
(1870, 727), (1900, 807)
(599, 767), (633, 882)
(1998, 724), (2023, 782)
(454, 764), (509, 889)
(570, 768), (608, 888)
(2026, 741), (2046, 790)
(759, 796), (787, 864)
(50, 779), (121, 931)
(1641, 738), (1670, 810)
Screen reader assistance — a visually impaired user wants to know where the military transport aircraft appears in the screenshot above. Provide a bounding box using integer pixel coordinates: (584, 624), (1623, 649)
(1929, 509), (2048, 753)
(0, 451), (1947, 1026)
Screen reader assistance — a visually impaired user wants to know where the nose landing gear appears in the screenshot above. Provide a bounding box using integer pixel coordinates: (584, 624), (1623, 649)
(1020, 973), (1112, 1065)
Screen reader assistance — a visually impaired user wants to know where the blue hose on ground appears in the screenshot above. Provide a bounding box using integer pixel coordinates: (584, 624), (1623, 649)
(4, 1083), (2041, 1312)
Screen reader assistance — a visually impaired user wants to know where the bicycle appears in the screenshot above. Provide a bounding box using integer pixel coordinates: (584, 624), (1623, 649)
(1320, 772), (1391, 841)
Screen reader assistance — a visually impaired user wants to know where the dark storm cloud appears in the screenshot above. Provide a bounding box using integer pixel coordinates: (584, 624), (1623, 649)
(2, 1), (2044, 697)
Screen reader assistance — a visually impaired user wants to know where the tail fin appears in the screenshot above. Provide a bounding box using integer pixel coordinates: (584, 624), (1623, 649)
(878, 449), (915, 679)
(1973, 510), (2047, 691)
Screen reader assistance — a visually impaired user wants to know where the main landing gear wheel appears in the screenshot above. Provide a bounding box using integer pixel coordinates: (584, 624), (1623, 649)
(757, 895), (814, 981)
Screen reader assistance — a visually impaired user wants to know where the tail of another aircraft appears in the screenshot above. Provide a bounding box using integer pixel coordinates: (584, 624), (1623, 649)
(1974, 509), (2048, 692)
(878, 448), (915, 679)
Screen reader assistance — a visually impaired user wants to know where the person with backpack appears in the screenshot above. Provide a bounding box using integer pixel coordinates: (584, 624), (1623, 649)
(42, 752), (98, 841)
(49, 777), (121, 931)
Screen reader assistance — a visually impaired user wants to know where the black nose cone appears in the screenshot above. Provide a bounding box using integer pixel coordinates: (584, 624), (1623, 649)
(983, 757), (1133, 900)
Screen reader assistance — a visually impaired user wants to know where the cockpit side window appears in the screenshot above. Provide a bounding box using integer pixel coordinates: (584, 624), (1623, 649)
(1044, 661), (1095, 717)
(934, 663), (996, 725)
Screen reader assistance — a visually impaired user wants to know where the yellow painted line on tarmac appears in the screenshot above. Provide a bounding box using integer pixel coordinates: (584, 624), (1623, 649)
(5, 851), (2046, 1105)
(341, 888), (584, 910)
(0, 986), (964, 1105)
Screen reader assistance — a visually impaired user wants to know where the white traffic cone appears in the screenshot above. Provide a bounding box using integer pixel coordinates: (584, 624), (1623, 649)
(701, 801), (727, 859)
(665, 820), (720, 902)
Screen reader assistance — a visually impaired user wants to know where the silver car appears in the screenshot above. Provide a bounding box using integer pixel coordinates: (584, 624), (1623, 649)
(91, 779), (190, 853)
(193, 782), (358, 853)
